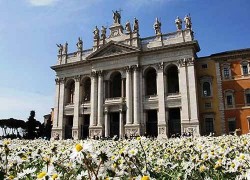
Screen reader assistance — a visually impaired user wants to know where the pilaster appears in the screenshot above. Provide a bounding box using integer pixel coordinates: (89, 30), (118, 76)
(119, 108), (124, 139)
(97, 71), (104, 126)
(72, 75), (81, 139)
(125, 66), (133, 124)
(157, 62), (167, 138)
(90, 71), (98, 127)
(57, 78), (65, 139)
(186, 58), (200, 135)
(104, 107), (109, 137)
(133, 65), (140, 125)
(178, 59), (190, 126)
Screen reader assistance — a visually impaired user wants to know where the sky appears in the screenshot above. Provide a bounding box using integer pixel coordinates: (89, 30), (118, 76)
(0, 0), (249, 122)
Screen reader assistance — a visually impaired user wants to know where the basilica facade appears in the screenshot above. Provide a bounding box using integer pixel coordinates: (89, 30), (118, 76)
(51, 12), (250, 140)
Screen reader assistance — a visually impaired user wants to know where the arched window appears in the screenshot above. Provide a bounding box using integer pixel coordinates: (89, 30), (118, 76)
(110, 72), (122, 98)
(203, 82), (211, 97)
(200, 76), (212, 97)
(83, 78), (91, 102)
(166, 65), (179, 94)
(145, 68), (157, 96)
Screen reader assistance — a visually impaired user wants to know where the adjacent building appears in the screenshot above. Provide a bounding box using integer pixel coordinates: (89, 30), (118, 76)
(51, 12), (250, 139)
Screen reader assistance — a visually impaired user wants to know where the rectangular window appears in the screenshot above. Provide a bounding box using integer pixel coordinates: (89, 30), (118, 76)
(223, 68), (230, 78)
(202, 64), (208, 69)
(228, 118), (236, 133)
(205, 102), (212, 109)
(226, 95), (233, 106)
(205, 118), (214, 134)
(242, 65), (248, 75)
(246, 94), (250, 105)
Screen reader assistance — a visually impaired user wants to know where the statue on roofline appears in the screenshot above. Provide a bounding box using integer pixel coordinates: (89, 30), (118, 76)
(56, 43), (63, 55)
(175, 16), (182, 31)
(154, 17), (161, 35)
(184, 14), (192, 29)
(112, 10), (121, 24)
(125, 21), (131, 33)
(133, 17), (139, 33)
(76, 37), (83, 51)
(62, 42), (68, 54)
(93, 26), (100, 40)
(101, 26), (107, 39)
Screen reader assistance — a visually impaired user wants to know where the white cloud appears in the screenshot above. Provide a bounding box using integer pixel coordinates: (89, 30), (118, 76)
(26, 0), (59, 6)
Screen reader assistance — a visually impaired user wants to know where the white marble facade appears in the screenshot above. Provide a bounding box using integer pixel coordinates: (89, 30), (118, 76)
(51, 13), (200, 139)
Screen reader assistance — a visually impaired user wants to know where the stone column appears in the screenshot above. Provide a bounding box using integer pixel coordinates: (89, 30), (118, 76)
(97, 71), (104, 127)
(51, 78), (60, 139)
(157, 62), (167, 138)
(133, 65), (140, 125)
(90, 72), (98, 127)
(186, 58), (200, 135)
(178, 59), (189, 125)
(72, 75), (81, 139)
(58, 78), (65, 139)
(121, 78), (125, 97)
(119, 108), (124, 139)
(53, 78), (60, 128)
(125, 66), (133, 124)
(104, 107), (109, 137)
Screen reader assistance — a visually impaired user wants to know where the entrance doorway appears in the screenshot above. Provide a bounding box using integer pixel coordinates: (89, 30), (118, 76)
(65, 116), (73, 139)
(81, 114), (90, 139)
(110, 112), (120, 138)
(168, 108), (181, 137)
(146, 110), (158, 137)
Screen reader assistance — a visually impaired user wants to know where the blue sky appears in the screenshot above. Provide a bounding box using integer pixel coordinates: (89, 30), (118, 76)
(0, 0), (249, 122)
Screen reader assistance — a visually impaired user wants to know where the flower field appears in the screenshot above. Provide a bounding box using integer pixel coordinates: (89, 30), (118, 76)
(1, 134), (250, 180)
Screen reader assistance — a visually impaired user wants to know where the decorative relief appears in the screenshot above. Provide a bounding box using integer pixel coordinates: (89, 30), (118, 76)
(132, 65), (140, 71)
(59, 77), (66, 84)
(124, 66), (131, 72)
(177, 58), (186, 67)
(186, 57), (194, 66)
(89, 129), (102, 137)
(125, 128), (139, 137)
(158, 127), (166, 135)
(55, 78), (60, 85)
(97, 70), (103, 76)
(157, 62), (164, 70)
(74, 75), (81, 82)
(91, 71), (97, 77)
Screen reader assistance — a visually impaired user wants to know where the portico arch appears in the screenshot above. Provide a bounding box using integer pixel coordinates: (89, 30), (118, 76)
(110, 71), (122, 98)
(65, 79), (75, 104)
(144, 67), (157, 96)
(165, 65), (179, 94)
(81, 76), (91, 102)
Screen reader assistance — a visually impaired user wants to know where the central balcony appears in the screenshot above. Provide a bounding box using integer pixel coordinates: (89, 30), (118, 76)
(105, 97), (125, 106)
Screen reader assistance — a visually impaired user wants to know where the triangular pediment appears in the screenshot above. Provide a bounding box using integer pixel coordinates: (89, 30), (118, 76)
(87, 41), (140, 60)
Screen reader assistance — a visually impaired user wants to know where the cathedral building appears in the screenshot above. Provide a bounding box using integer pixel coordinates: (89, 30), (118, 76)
(51, 12), (250, 139)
